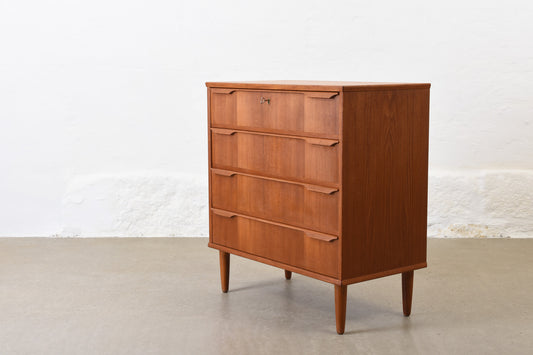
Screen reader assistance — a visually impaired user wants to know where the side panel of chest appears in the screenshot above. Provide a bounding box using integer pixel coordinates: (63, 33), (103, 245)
(341, 89), (430, 281)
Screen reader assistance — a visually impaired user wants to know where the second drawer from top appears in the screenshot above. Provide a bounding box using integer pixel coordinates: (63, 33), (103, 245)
(211, 129), (340, 186)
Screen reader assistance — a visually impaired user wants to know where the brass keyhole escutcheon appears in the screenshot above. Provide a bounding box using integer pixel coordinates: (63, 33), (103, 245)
(260, 97), (271, 105)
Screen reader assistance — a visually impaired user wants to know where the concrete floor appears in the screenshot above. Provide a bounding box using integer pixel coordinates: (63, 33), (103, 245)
(0, 238), (531, 355)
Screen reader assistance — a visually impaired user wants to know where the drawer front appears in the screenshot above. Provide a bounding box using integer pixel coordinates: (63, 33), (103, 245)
(211, 170), (339, 235)
(211, 89), (339, 137)
(211, 211), (339, 277)
(211, 129), (339, 185)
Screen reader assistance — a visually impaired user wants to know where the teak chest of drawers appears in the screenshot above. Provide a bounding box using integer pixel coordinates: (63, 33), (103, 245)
(206, 80), (430, 334)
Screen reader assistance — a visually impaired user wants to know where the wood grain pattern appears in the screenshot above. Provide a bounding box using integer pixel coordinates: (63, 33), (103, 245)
(211, 208), (338, 241)
(209, 242), (342, 285)
(211, 169), (339, 234)
(207, 88), (213, 244)
(341, 262), (426, 286)
(207, 80), (430, 334)
(211, 129), (339, 186)
(206, 81), (431, 92)
(341, 88), (430, 280)
(211, 89), (339, 137)
(211, 212), (339, 278)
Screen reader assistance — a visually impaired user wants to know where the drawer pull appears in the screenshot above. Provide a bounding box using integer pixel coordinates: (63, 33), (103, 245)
(212, 209), (338, 242)
(212, 169), (236, 177)
(304, 231), (338, 242)
(212, 88), (236, 95)
(212, 129), (338, 146)
(212, 209), (236, 218)
(212, 128), (236, 135)
(307, 92), (339, 99)
(305, 137), (339, 147)
(304, 185), (338, 194)
(212, 169), (338, 194)
(260, 97), (271, 105)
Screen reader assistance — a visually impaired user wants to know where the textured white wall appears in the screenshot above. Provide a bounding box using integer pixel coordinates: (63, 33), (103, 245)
(1, 0), (532, 237)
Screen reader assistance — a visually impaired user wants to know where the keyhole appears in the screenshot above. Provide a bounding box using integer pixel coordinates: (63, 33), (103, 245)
(260, 97), (271, 105)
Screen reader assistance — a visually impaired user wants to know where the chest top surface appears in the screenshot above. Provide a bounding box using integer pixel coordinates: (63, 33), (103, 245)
(206, 80), (430, 92)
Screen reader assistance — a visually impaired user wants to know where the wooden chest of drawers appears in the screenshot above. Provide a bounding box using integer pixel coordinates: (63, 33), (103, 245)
(206, 81), (430, 334)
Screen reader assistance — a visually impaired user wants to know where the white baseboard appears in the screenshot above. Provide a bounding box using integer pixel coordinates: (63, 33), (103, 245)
(54, 169), (533, 238)
(428, 169), (533, 238)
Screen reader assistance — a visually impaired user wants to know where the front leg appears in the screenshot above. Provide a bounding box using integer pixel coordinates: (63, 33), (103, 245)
(335, 284), (347, 334)
(219, 251), (230, 293)
(402, 271), (414, 316)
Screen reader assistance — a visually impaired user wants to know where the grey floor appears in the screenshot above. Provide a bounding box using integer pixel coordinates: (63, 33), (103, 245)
(0, 238), (531, 355)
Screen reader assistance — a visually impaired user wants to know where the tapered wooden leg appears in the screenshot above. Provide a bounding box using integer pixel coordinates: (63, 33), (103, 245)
(219, 251), (230, 293)
(402, 270), (414, 316)
(284, 270), (292, 280)
(335, 284), (347, 334)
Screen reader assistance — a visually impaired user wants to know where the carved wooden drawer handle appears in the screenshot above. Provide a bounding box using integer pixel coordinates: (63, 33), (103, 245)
(212, 129), (338, 146)
(307, 92), (339, 99)
(304, 138), (339, 146)
(212, 169), (236, 177)
(212, 209), (236, 218)
(212, 208), (338, 242)
(212, 169), (338, 194)
(212, 128), (236, 135)
(304, 231), (338, 242)
(212, 88), (236, 94)
(303, 184), (338, 194)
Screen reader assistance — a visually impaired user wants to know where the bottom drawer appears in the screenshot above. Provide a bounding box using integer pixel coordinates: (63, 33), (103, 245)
(211, 210), (339, 278)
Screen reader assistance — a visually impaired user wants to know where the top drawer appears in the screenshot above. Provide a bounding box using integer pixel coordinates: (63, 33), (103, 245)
(210, 89), (339, 138)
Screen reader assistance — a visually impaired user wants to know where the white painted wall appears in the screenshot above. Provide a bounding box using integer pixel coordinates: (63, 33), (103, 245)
(1, 0), (532, 237)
